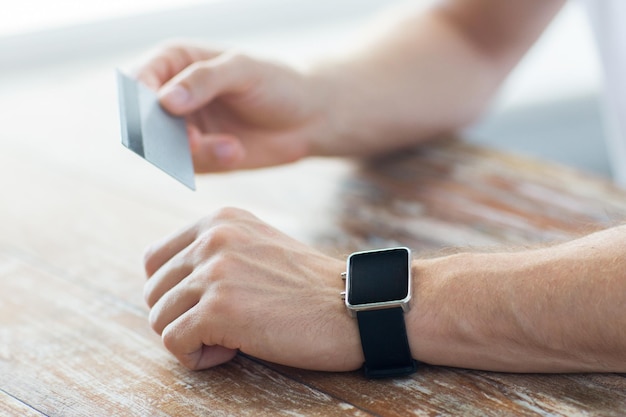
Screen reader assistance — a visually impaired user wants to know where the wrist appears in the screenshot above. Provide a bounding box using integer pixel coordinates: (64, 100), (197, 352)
(305, 63), (387, 158)
(406, 256), (447, 365)
(407, 251), (551, 372)
(300, 66), (347, 157)
(407, 252), (506, 368)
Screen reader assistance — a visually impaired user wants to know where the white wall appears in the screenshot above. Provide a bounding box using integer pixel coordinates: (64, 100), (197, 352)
(468, 1), (609, 177)
(0, 0), (399, 71)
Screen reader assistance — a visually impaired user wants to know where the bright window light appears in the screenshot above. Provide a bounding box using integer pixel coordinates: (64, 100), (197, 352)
(2, 0), (219, 37)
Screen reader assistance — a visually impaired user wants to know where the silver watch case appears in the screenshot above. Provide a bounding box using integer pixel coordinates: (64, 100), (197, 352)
(342, 247), (412, 318)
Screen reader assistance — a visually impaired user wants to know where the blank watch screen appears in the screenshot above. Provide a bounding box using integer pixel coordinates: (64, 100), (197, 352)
(348, 248), (409, 305)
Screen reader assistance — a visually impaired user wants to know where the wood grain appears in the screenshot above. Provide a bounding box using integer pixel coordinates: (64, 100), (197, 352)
(266, 365), (626, 417)
(0, 254), (372, 417)
(0, 391), (44, 417)
(3, 63), (626, 416)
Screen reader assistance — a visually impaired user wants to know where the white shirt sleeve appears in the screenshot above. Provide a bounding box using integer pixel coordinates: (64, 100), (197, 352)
(580, 0), (626, 185)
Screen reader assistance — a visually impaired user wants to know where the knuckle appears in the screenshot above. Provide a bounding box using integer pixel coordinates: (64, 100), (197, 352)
(225, 51), (251, 67)
(195, 225), (232, 254)
(197, 251), (237, 288)
(194, 212), (247, 252)
(161, 327), (199, 370)
(148, 307), (161, 334)
(161, 325), (178, 352)
(158, 39), (190, 55)
(185, 262), (238, 319)
(142, 245), (158, 276)
(143, 282), (155, 307)
(185, 60), (216, 80)
(203, 283), (235, 319)
(213, 206), (249, 221)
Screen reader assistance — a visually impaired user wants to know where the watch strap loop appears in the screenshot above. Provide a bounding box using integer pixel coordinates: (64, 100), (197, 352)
(357, 307), (418, 378)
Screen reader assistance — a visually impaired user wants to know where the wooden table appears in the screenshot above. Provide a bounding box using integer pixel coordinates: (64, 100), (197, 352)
(2, 64), (626, 416)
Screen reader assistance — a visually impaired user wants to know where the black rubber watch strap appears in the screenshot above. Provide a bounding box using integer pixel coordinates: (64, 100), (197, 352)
(356, 307), (417, 378)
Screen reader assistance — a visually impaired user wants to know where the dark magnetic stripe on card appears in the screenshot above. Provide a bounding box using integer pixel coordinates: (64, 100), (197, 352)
(117, 70), (145, 158)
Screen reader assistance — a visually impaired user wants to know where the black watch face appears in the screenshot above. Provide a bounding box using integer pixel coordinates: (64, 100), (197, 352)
(347, 248), (410, 305)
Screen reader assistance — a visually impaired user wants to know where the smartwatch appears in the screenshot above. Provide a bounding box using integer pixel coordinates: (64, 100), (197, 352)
(343, 247), (418, 378)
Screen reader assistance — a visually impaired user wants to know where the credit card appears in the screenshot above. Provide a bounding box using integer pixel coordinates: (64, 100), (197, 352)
(116, 70), (196, 190)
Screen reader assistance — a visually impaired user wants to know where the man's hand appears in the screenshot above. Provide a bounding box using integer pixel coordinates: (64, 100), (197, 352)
(134, 43), (331, 173)
(143, 207), (364, 371)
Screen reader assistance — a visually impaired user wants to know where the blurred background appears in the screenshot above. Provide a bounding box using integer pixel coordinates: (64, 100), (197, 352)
(0, 0), (610, 179)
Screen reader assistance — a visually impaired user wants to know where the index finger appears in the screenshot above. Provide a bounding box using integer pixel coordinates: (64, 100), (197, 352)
(133, 42), (222, 90)
(143, 222), (198, 278)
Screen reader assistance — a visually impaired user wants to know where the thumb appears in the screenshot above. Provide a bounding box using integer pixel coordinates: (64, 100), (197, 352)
(188, 125), (247, 173)
(158, 52), (258, 116)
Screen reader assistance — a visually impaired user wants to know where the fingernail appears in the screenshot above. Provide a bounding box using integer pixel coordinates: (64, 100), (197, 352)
(214, 141), (237, 162)
(160, 84), (191, 107)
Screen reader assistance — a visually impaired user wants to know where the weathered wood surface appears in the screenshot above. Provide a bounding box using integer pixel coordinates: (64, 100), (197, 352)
(0, 391), (44, 417)
(2, 63), (626, 416)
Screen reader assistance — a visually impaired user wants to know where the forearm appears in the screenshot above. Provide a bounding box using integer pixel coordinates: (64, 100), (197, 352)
(307, 0), (564, 157)
(410, 225), (626, 372)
